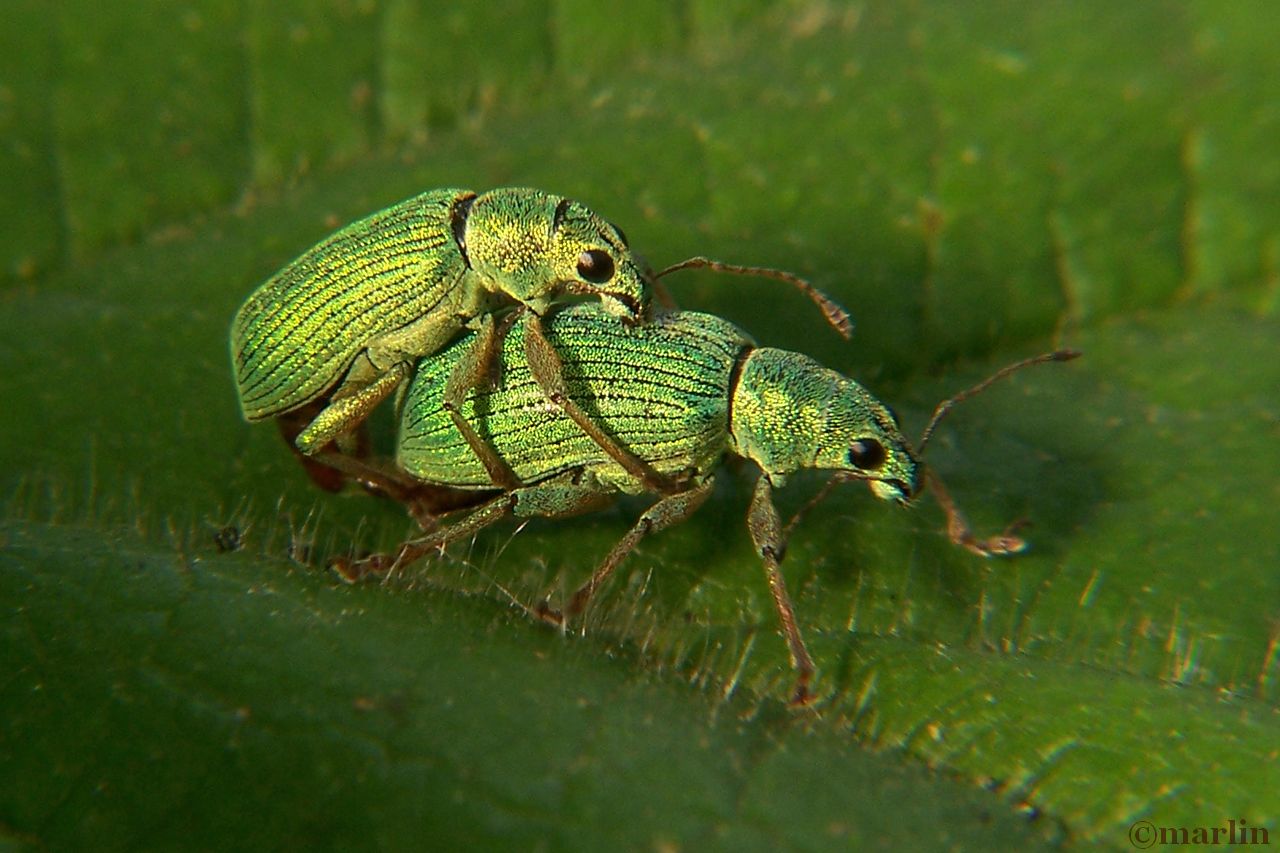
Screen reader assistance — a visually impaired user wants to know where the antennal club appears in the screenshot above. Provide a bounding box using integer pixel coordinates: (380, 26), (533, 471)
(926, 468), (1031, 557)
(656, 256), (853, 339)
(917, 349), (1081, 454)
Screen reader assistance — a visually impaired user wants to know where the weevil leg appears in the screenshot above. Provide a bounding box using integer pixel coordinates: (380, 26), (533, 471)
(332, 468), (607, 584)
(277, 402), (372, 493)
(524, 313), (678, 494)
(925, 468), (1029, 557)
(746, 475), (817, 708)
(542, 476), (716, 626)
(635, 256), (679, 313)
(279, 396), (484, 527)
(295, 363), (410, 456)
(311, 451), (492, 529)
(330, 490), (519, 583)
(444, 315), (523, 491)
(781, 474), (845, 543)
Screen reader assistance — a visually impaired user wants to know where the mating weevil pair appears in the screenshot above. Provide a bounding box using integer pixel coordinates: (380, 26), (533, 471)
(232, 187), (848, 495)
(231, 187), (1078, 706)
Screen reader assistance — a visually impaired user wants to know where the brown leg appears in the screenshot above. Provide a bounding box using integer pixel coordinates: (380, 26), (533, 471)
(331, 468), (609, 585)
(925, 468), (1029, 557)
(747, 475), (816, 708)
(540, 477), (716, 626)
(523, 313), (677, 494)
(443, 315), (522, 490)
(781, 473), (846, 544)
(330, 491), (518, 583)
(650, 277), (679, 312)
(313, 450), (494, 528)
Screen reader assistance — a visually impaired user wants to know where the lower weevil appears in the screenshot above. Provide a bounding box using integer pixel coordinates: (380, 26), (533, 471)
(335, 303), (1077, 705)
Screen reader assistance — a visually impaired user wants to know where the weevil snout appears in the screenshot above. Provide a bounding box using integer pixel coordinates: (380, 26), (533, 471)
(870, 475), (918, 505)
(837, 420), (922, 506)
(605, 292), (645, 320)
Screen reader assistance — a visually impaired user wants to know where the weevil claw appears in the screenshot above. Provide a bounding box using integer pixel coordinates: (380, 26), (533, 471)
(329, 557), (361, 584)
(329, 553), (393, 583)
(534, 600), (565, 626)
(787, 680), (816, 709)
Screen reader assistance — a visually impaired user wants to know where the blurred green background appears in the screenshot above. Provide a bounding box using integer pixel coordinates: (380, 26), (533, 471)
(2, 1), (1277, 849)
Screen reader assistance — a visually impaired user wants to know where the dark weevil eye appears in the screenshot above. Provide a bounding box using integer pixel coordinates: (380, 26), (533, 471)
(847, 439), (886, 471)
(577, 249), (616, 283)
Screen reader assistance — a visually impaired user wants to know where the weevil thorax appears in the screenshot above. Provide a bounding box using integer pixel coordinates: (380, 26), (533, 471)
(729, 348), (921, 502)
(463, 188), (649, 321)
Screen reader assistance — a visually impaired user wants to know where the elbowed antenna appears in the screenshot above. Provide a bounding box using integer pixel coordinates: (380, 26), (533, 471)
(917, 349), (1081, 453)
(656, 256), (853, 339)
(914, 347), (1081, 556)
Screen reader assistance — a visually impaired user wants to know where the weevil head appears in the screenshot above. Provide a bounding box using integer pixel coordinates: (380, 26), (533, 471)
(464, 188), (649, 321)
(729, 348), (921, 502)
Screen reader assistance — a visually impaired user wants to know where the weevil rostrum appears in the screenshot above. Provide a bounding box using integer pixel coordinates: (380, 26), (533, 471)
(230, 187), (850, 494)
(333, 303), (1078, 706)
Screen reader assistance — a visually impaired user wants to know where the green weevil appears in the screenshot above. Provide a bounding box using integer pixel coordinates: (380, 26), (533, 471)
(230, 187), (850, 493)
(334, 302), (1077, 705)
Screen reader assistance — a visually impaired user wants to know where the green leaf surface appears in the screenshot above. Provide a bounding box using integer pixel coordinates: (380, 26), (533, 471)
(3, 2), (1278, 849)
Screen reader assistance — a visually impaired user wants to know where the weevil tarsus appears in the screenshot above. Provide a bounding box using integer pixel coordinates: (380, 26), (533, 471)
(925, 468), (1030, 557)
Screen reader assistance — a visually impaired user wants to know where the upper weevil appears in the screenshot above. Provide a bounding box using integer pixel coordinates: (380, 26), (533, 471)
(230, 187), (850, 492)
(334, 303), (1077, 705)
